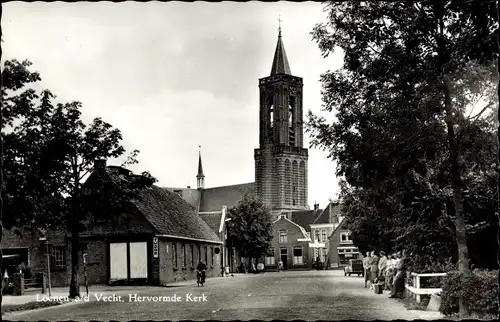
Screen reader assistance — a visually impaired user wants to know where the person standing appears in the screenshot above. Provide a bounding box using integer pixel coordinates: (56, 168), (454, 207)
(369, 251), (379, 290)
(378, 251), (388, 280)
(362, 251), (371, 288)
(390, 251), (406, 298)
(385, 254), (395, 291)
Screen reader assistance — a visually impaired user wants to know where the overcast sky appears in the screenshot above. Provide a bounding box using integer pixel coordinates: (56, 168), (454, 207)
(3, 1), (344, 208)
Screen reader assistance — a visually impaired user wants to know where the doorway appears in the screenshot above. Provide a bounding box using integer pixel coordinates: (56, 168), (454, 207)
(280, 248), (288, 270)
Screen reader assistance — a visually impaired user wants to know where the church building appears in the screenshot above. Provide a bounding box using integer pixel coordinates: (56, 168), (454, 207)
(165, 27), (336, 271)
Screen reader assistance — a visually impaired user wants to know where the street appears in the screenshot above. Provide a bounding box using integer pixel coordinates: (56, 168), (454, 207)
(4, 270), (426, 321)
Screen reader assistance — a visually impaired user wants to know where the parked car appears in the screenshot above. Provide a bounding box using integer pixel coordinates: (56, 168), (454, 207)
(344, 259), (364, 276)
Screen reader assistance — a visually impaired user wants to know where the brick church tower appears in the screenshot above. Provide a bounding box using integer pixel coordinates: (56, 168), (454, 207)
(254, 27), (309, 216)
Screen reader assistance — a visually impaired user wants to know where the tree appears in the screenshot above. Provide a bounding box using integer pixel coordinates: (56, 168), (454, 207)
(1, 59), (42, 310)
(1, 59), (156, 299)
(497, 1), (500, 319)
(308, 2), (498, 317)
(226, 195), (273, 268)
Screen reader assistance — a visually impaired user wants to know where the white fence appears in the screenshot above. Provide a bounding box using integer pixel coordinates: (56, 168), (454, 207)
(404, 272), (447, 303)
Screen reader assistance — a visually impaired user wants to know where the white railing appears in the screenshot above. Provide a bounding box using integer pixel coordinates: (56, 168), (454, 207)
(404, 272), (447, 303)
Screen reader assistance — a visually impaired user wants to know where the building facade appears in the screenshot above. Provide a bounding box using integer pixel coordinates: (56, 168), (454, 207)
(326, 217), (360, 268)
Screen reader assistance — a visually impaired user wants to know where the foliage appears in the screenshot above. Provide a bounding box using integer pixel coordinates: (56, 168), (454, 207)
(1, 300), (63, 315)
(226, 194), (273, 260)
(307, 1), (499, 275)
(440, 269), (499, 316)
(1, 59), (156, 298)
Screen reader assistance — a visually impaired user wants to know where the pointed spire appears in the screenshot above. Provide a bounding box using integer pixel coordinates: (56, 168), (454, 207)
(270, 16), (292, 76)
(197, 145), (205, 189)
(197, 146), (204, 178)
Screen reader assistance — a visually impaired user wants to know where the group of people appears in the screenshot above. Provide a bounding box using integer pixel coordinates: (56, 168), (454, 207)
(362, 250), (407, 299)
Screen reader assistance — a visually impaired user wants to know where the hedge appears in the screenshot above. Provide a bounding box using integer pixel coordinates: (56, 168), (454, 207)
(440, 269), (498, 316)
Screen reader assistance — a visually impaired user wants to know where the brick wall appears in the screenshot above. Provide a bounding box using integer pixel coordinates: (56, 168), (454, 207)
(256, 75), (310, 211)
(1, 226), (73, 287)
(158, 238), (221, 285)
(270, 217), (310, 270)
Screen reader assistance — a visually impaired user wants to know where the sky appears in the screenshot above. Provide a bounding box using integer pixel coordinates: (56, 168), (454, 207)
(2, 1), (344, 208)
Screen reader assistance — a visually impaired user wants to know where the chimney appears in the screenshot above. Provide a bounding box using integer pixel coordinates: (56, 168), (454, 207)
(94, 159), (106, 172)
(314, 201), (319, 211)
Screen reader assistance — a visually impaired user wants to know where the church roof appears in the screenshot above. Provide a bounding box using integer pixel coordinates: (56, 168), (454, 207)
(199, 211), (223, 236)
(270, 29), (292, 76)
(199, 182), (255, 212)
(290, 209), (323, 232)
(91, 166), (221, 243)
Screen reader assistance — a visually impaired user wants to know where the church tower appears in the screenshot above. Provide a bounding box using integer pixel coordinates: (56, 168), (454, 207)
(254, 27), (309, 215)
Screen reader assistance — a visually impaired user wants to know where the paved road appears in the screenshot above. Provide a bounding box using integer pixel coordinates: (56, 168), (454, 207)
(4, 270), (429, 321)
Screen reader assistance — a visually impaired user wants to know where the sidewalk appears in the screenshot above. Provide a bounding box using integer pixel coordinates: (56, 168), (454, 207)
(364, 285), (444, 320)
(2, 285), (155, 306)
(3, 274), (246, 306)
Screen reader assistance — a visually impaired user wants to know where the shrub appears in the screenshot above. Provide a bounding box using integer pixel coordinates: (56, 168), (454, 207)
(440, 269), (498, 317)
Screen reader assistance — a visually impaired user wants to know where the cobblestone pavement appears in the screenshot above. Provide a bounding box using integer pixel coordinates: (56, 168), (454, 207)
(3, 270), (438, 321)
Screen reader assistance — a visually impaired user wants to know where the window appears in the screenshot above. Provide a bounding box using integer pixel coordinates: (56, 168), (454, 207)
(321, 248), (327, 263)
(293, 247), (303, 265)
(321, 230), (327, 242)
(172, 243), (177, 267)
(182, 244), (187, 267)
(265, 248), (275, 266)
(315, 231), (320, 242)
(340, 231), (352, 243)
(279, 230), (287, 243)
(270, 105), (274, 127)
(338, 249), (345, 253)
(210, 247), (214, 266)
(204, 246), (208, 263)
(51, 246), (66, 268)
(190, 245), (194, 266)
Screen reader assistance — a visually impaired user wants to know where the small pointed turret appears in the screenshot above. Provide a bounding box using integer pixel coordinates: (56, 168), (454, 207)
(197, 146), (205, 189)
(270, 25), (292, 76)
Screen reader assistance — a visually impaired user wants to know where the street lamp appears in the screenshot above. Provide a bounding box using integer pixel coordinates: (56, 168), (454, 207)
(38, 235), (51, 296)
(223, 217), (231, 275)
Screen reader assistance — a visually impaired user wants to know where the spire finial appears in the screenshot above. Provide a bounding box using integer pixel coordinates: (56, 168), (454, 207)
(277, 14), (282, 36)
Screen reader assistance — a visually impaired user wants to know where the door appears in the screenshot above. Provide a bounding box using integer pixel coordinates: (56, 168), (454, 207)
(280, 248), (288, 270)
(109, 243), (128, 280)
(129, 242), (148, 279)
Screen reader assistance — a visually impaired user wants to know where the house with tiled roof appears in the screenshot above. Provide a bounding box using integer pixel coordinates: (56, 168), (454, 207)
(308, 200), (342, 266)
(79, 161), (223, 286)
(325, 204), (360, 268)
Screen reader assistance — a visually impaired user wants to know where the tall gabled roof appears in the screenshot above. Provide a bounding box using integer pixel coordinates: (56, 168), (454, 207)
(290, 209), (323, 232)
(313, 202), (342, 225)
(199, 211), (222, 236)
(270, 29), (292, 76)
